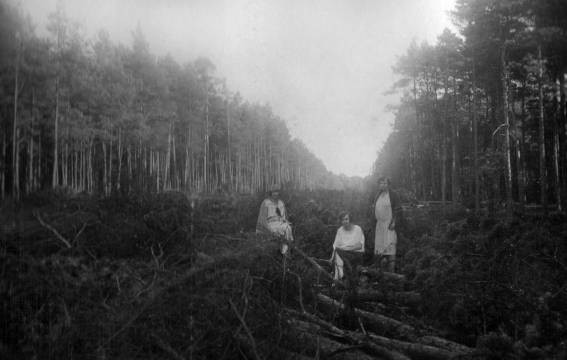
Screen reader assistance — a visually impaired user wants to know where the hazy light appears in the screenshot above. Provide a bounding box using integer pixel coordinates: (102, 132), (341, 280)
(19, 0), (456, 177)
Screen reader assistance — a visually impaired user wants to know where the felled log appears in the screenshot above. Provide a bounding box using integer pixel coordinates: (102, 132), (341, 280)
(288, 317), (411, 360)
(417, 335), (472, 354)
(234, 334), (312, 360)
(329, 289), (422, 307)
(360, 267), (407, 283)
(286, 319), (378, 360)
(286, 241), (347, 288)
(367, 333), (456, 360)
(317, 293), (416, 340)
(287, 309), (469, 360)
(312, 257), (333, 270)
(316, 294), (473, 357)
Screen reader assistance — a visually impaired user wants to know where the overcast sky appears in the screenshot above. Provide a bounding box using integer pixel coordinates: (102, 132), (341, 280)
(18, 0), (456, 177)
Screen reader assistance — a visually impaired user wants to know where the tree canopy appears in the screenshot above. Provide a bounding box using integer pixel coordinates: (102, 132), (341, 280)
(0, 0), (356, 199)
(374, 0), (567, 213)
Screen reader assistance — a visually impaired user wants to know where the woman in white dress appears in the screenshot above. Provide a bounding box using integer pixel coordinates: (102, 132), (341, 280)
(330, 211), (365, 282)
(373, 177), (401, 272)
(256, 185), (293, 254)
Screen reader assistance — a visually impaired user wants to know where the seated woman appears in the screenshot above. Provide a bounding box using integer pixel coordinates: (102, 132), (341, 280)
(330, 211), (365, 282)
(256, 185), (293, 254)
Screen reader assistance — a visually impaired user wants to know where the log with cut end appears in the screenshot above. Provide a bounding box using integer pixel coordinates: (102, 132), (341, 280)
(235, 334), (312, 360)
(286, 308), (471, 360)
(417, 335), (473, 354)
(316, 294), (473, 356)
(329, 289), (422, 307)
(317, 293), (416, 340)
(360, 267), (407, 283)
(286, 319), (380, 360)
(367, 333), (457, 360)
(287, 317), (411, 360)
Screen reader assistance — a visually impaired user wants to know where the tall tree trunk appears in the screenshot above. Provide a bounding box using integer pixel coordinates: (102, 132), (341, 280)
(164, 121), (171, 191)
(517, 82), (526, 208)
(102, 140), (109, 195)
(472, 62), (480, 214)
(185, 126), (191, 191)
(226, 99), (232, 191)
(1, 131), (6, 199)
(53, 79), (60, 188)
(108, 128), (113, 195)
(117, 126), (122, 191)
(501, 44), (513, 213)
(28, 90), (35, 194)
(63, 125), (69, 187)
(102, 142), (107, 196)
(554, 76), (562, 211)
(38, 129), (42, 192)
(538, 44), (547, 211)
(553, 125), (561, 211)
(451, 77), (459, 204)
(12, 34), (21, 198)
(560, 72), (566, 210)
(441, 78), (449, 214)
(127, 145), (132, 193)
(204, 92), (209, 193)
(172, 124), (177, 189)
(411, 75), (418, 197)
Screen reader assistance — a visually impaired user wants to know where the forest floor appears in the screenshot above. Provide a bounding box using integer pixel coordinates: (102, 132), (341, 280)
(1, 189), (566, 359)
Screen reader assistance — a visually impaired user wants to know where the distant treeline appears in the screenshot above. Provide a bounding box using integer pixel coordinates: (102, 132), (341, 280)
(374, 0), (567, 212)
(0, 1), (365, 200)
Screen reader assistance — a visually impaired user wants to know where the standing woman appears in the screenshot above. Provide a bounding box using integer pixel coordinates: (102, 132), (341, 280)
(331, 211), (365, 283)
(373, 177), (401, 272)
(256, 184), (293, 254)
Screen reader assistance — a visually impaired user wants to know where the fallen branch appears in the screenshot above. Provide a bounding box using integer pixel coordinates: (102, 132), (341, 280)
(287, 315), (411, 360)
(284, 240), (346, 289)
(150, 332), (186, 360)
(367, 333), (455, 360)
(102, 261), (217, 348)
(360, 267), (407, 283)
(317, 293), (416, 340)
(34, 211), (72, 248)
(286, 309), (467, 360)
(286, 319), (377, 360)
(287, 270), (306, 313)
(315, 294), (473, 356)
(229, 299), (262, 360)
(329, 289), (422, 307)
(72, 222), (88, 244)
(417, 335), (473, 354)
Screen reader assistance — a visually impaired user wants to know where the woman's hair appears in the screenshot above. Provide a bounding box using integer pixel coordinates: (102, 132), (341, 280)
(338, 211), (352, 222)
(268, 184), (282, 197)
(377, 176), (391, 186)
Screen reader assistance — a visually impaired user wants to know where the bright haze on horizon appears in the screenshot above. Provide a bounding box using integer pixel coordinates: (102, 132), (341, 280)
(18, 0), (456, 178)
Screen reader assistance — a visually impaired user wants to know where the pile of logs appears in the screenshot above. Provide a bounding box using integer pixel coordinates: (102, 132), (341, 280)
(283, 245), (474, 360)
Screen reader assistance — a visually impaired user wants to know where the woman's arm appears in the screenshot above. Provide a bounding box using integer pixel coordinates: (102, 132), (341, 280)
(389, 191), (401, 230)
(256, 200), (269, 233)
(359, 226), (366, 252)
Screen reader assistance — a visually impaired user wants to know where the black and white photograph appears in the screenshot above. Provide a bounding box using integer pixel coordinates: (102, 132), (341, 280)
(1, 0), (566, 358)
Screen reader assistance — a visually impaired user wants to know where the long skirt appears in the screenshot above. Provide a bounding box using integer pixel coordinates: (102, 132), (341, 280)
(267, 220), (293, 253)
(374, 220), (397, 256)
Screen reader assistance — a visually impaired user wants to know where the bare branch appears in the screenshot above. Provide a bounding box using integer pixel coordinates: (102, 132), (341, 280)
(73, 222), (88, 244)
(151, 331), (186, 360)
(229, 299), (262, 360)
(34, 211), (72, 248)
